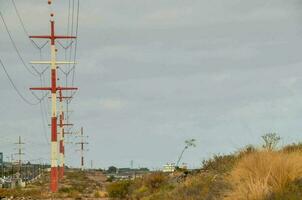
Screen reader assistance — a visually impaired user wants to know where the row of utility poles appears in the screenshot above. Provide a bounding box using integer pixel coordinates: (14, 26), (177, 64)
(0, 0), (88, 192)
(27, 0), (87, 193)
(6, 134), (88, 181)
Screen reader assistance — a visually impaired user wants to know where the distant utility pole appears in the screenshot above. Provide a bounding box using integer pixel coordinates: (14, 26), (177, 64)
(14, 136), (25, 178)
(58, 90), (73, 179)
(11, 154), (14, 176)
(63, 127), (75, 165)
(76, 127), (88, 171)
(131, 160), (134, 169)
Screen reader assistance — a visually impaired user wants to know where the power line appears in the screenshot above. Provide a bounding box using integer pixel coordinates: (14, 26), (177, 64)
(65, 0), (72, 61)
(57, 40), (74, 50)
(11, 0), (49, 50)
(11, 0), (29, 36)
(38, 74), (50, 146)
(67, 0), (75, 75)
(39, 100), (50, 146)
(10, 0), (51, 109)
(0, 58), (41, 106)
(67, 0), (80, 100)
(72, 0), (80, 87)
(0, 11), (39, 77)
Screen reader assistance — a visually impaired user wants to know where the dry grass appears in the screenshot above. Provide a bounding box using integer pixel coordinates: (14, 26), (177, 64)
(224, 150), (302, 200)
(151, 172), (227, 200)
(106, 147), (302, 200)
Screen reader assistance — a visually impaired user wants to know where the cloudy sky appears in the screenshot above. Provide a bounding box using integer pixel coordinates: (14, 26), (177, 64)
(0, 0), (302, 169)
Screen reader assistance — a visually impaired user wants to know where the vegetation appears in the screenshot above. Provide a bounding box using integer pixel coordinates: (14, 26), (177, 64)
(3, 134), (302, 200)
(108, 166), (118, 174)
(225, 151), (302, 200)
(176, 139), (197, 167)
(261, 133), (281, 150)
(107, 135), (302, 200)
(0, 170), (108, 199)
(107, 180), (132, 199)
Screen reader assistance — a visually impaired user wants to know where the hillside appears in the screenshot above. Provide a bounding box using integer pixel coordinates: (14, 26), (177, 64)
(2, 141), (302, 200)
(107, 143), (302, 200)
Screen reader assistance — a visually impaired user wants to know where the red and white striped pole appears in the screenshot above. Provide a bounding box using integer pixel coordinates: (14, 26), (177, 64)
(81, 127), (84, 171)
(29, 0), (77, 192)
(48, 0), (58, 191)
(58, 90), (64, 179)
(50, 17), (59, 192)
(76, 127), (88, 171)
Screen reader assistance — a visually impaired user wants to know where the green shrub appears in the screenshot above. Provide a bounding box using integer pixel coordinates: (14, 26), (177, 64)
(59, 187), (74, 193)
(107, 175), (115, 182)
(282, 143), (302, 153)
(107, 180), (132, 199)
(144, 172), (167, 190)
(139, 173), (227, 200)
(202, 145), (256, 174)
(267, 179), (302, 200)
(202, 154), (238, 173)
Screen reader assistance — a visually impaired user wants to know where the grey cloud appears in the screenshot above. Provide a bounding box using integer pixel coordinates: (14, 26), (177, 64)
(1, 0), (302, 168)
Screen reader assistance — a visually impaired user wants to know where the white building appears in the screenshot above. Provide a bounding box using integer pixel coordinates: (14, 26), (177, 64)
(162, 163), (175, 173)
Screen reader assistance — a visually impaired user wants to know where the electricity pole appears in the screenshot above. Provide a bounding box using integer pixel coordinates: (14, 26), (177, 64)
(29, 1), (77, 192)
(14, 136), (25, 179)
(76, 127), (88, 171)
(58, 90), (73, 179)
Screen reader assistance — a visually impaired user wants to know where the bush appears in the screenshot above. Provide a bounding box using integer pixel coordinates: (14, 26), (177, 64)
(267, 178), (302, 200)
(202, 154), (238, 173)
(202, 145), (256, 174)
(282, 143), (302, 153)
(107, 180), (132, 199)
(59, 187), (74, 193)
(164, 173), (220, 200)
(143, 172), (167, 190)
(107, 175), (115, 182)
(136, 172), (228, 200)
(224, 151), (302, 200)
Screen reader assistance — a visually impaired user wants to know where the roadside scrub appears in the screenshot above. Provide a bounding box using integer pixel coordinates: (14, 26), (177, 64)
(107, 144), (302, 200)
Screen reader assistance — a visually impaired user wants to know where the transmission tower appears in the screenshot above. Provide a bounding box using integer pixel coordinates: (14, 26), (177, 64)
(58, 89), (73, 179)
(76, 127), (88, 171)
(29, 1), (77, 192)
(14, 136), (25, 178)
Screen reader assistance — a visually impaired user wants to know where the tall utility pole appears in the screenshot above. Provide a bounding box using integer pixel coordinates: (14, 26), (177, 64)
(14, 136), (25, 178)
(76, 127), (88, 171)
(11, 154), (14, 177)
(29, 1), (77, 192)
(58, 89), (73, 179)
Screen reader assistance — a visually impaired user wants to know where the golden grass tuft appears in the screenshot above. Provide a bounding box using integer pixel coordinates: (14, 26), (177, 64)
(224, 150), (302, 200)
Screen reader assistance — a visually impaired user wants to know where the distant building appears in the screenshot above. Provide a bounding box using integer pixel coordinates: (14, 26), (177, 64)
(162, 163), (175, 173)
(180, 163), (188, 170)
(106, 167), (150, 180)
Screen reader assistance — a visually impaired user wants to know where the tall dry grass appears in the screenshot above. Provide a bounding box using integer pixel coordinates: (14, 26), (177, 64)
(224, 151), (302, 200)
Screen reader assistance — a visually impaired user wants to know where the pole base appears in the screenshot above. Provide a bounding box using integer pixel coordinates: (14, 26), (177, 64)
(58, 166), (64, 179)
(50, 167), (58, 192)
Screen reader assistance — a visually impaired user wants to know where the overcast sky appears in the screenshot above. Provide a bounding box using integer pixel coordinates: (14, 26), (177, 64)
(0, 0), (302, 169)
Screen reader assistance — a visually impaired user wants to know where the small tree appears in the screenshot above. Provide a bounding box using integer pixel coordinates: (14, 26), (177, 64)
(261, 133), (281, 151)
(176, 139), (196, 167)
(107, 166), (118, 174)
